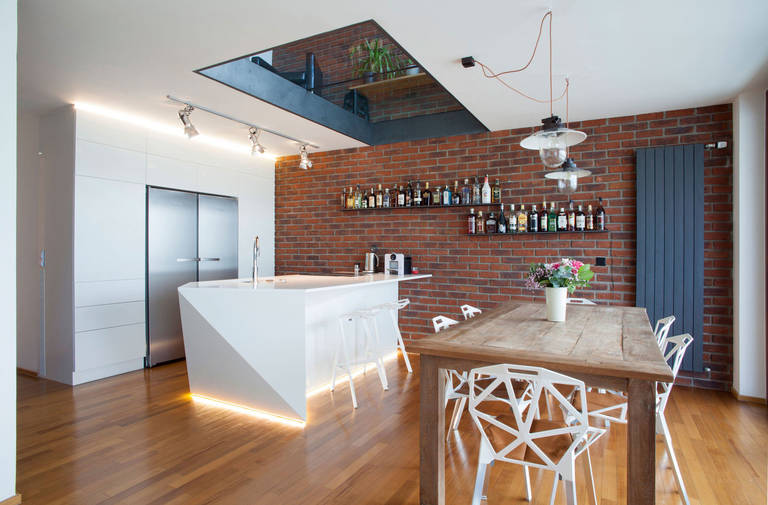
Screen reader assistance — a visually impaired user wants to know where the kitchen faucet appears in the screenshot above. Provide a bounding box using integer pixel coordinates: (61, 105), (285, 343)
(252, 236), (260, 286)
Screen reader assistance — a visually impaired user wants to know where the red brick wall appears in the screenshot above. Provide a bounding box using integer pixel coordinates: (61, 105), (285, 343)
(274, 104), (733, 390)
(270, 21), (463, 122)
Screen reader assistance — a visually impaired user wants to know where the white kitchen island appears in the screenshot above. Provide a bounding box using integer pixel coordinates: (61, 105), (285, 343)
(178, 273), (431, 423)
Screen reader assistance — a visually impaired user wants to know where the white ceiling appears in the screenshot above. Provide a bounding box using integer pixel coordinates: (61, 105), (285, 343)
(19, 0), (768, 156)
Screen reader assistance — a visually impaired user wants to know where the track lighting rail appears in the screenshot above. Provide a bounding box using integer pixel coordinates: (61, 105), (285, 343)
(166, 94), (319, 149)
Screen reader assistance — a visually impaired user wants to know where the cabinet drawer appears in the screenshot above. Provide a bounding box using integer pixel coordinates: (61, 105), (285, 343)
(75, 301), (145, 332)
(75, 323), (146, 371)
(75, 279), (144, 307)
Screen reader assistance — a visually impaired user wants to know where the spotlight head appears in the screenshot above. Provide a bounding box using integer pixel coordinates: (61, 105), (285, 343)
(178, 105), (199, 138)
(249, 127), (266, 156)
(299, 145), (312, 170)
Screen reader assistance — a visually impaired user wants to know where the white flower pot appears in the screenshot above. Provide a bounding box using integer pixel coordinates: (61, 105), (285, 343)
(545, 287), (568, 322)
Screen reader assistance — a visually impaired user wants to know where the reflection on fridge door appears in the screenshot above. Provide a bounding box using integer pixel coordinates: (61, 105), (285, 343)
(146, 187), (238, 367)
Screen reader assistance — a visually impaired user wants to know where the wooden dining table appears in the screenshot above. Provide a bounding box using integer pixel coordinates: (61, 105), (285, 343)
(408, 302), (675, 505)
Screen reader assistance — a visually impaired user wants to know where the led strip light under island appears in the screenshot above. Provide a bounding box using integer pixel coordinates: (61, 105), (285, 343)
(178, 273), (431, 425)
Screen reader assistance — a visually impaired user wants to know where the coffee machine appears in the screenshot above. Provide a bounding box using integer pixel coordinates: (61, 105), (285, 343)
(384, 253), (411, 276)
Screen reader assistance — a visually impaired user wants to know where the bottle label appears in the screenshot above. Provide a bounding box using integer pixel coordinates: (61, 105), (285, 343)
(558, 216), (567, 229)
(540, 215), (548, 231)
(576, 215), (585, 230)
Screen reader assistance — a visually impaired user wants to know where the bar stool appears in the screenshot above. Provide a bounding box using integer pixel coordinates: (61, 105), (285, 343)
(331, 308), (389, 409)
(374, 298), (413, 373)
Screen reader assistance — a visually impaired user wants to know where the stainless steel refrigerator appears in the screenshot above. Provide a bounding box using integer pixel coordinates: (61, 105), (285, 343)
(146, 187), (238, 367)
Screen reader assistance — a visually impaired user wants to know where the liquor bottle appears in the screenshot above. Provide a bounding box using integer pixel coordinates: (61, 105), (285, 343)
(462, 178), (472, 204)
(443, 183), (452, 206)
(347, 186), (354, 209)
(509, 204), (517, 233)
(405, 181), (413, 207)
(539, 200), (548, 232)
(361, 188), (368, 209)
(529, 204), (538, 232)
(341, 187), (347, 208)
(575, 204), (586, 231)
(557, 207), (568, 231)
(383, 188), (391, 208)
(492, 179), (501, 203)
(368, 187), (376, 208)
(354, 184), (362, 209)
(595, 197), (606, 231)
(498, 204), (507, 233)
(376, 184), (383, 208)
(486, 212), (497, 234)
(518, 204), (527, 233)
(467, 208), (476, 234)
(476, 211), (485, 233)
(548, 202), (557, 232)
(472, 177), (481, 204)
(397, 185), (405, 207)
(433, 185), (441, 206)
(453, 180), (461, 205)
(586, 204), (594, 230)
(567, 200), (576, 231)
(481, 175), (492, 204)
(414, 181), (422, 206)
(423, 182), (432, 206)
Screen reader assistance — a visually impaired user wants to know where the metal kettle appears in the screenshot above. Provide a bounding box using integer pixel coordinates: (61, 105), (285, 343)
(363, 252), (378, 273)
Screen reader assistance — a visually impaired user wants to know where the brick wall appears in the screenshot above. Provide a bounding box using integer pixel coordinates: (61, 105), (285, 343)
(271, 21), (463, 122)
(274, 104), (733, 390)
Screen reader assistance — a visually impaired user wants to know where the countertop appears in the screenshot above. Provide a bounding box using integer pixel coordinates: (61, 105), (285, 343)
(179, 273), (432, 293)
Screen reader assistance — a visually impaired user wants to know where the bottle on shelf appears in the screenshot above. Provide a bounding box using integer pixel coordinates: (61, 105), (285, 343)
(452, 180), (461, 205)
(405, 181), (413, 207)
(423, 182), (432, 206)
(462, 178), (472, 205)
(548, 202), (557, 232)
(486, 212), (497, 234)
(595, 197), (606, 231)
(433, 185), (441, 206)
(509, 204), (517, 233)
(397, 185), (405, 207)
(347, 186), (354, 209)
(472, 177), (481, 204)
(557, 207), (568, 231)
(498, 204), (507, 233)
(518, 204), (527, 233)
(414, 180), (422, 206)
(467, 208), (476, 234)
(492, 179), (501, 203)
(529, 204), (539, 232)
(539, 200), (548, 232)
(341, 187), (347, 208)
(376, 184), (383, 208)
(361, 188), (368, 209)
(368, 187), (376, 208)
(443, 183), (452, 206)
(383, 187), (391, 208)
(476, 211), (485, 233)
(354, 184), (362, 209)
(575, 204), (586, 231)
(586, 204), (594, 230)
(567, 200), (576, 231)
(481, 175), (492, 204)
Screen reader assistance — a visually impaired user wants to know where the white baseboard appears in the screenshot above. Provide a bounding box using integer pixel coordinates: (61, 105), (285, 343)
(72, 358), (144, 385)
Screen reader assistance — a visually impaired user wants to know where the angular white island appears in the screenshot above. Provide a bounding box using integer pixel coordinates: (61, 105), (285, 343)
(178, 273), (431, 423)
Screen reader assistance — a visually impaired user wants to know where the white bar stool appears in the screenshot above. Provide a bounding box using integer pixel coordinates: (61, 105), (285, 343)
(374, 298), (413, 373)
(460, 304), (482, 319)
(331, 308), (390, 409)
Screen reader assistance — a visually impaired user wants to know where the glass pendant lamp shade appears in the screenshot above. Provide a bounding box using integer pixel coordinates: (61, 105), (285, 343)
(521, 116), (586, 167)
(545, 157), (591, 194)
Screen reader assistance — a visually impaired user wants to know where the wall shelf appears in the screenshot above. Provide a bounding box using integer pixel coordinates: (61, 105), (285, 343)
(468, 230), (609, 237)
(348, 73), (432, 94)
(341, 203), (500, 211)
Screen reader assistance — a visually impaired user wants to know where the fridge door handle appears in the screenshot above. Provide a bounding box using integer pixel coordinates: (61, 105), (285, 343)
(176, 258), (200, 262)
(199, 257), (221, 262)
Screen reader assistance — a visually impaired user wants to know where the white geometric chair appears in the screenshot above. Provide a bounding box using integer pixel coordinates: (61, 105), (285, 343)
(375, 298), (413, 373)
(468, 364), (605, 505)
(432, 315), (459, 333)
(654, 315), (676, 351)
(566, 298), (596, 305)
(331, 308), (390, 409)
(432, 314), (465, 434)
(460, 304), (482, 319)
(570, 334), (694, 505)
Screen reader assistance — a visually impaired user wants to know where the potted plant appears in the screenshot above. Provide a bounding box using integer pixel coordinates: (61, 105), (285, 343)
(349, 38), (396, 83)
(526, 258), (594, 322)
(403, 57), (420, 76)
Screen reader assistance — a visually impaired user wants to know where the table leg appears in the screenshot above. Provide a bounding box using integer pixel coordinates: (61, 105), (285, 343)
(627, 378), (656, 505)
(419, 354), (445, 505)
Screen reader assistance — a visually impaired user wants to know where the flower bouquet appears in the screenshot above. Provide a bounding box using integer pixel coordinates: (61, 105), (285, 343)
(526, 258), (594, 322)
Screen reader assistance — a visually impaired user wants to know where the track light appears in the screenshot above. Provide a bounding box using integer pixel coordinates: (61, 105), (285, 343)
(178, 105), (199, 138)
(299, 145), (312, 170)
(248, 127), (266, 155)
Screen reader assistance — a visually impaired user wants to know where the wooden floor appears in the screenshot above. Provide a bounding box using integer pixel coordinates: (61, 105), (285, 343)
(17, 356), (767, 505)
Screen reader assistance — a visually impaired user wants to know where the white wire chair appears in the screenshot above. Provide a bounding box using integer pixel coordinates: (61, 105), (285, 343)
(460, 304), (483, 319)
(432, 315), (459, 333)
(468, 364), (605, 505)
(566, 298), (596, 305)
(654, 315), (676, 351)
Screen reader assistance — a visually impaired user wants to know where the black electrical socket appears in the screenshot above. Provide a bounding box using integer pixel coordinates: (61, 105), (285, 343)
(595, 257), (607, 266)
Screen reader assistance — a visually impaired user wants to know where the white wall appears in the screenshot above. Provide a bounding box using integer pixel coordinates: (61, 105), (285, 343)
(1, 0), (17, 500)
(733, 86), (767, 400)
